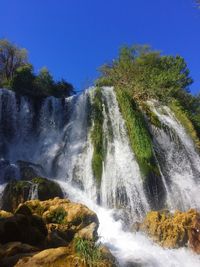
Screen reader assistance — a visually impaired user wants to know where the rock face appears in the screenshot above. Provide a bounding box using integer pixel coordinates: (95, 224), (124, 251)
(0, 198), (117, 267)
(0, 211), (48, 245)
(25, 197), (99, 243)
(140, 209), (200, 253)
(1, 178), (63, 212)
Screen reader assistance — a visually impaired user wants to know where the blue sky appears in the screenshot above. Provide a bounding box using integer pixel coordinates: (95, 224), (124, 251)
(0, 0), (200, 94)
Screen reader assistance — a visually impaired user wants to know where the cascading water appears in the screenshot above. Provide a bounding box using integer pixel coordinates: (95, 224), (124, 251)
(59, 180), (200, 267)
(148, 101), (200, 211)
(0, 87), (200, 266)
(101, 87), (149, 222)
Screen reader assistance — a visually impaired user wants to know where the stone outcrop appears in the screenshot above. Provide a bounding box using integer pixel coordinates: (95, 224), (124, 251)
(0, 198), (117, 267)
(140, 209), (200, 253)
(1, 178), (63, 212)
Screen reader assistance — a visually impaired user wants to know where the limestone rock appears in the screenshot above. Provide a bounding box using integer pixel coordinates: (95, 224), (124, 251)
(1, 178), (63, 212)
(0, 213), (48, 245)
(140, 209), (200, 252)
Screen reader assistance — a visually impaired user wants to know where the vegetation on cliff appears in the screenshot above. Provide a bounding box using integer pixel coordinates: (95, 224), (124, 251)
(96, 44), (200, 151)
(91, 87), (104, 185)
(115, 88), (158, 178)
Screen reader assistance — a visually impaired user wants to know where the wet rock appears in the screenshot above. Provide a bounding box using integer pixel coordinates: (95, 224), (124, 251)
(0, 198), (117, 266)
(0, 242), (38, 267)
(26, 197), (99, 242)
(1, 178), (63, 212)
(0, 212), (48, 246)
(140, 209), (200, 252)
(75, 222), (98, 241)
(188, 215), (200, 254)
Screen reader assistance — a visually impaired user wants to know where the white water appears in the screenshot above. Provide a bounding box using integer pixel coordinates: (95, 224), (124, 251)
(0, 88), (200, 266)
(101, 87), (149, 222)
(28, 182), (39, 200)
(148, 101), (200, 211)
(59, 181), (200, 267)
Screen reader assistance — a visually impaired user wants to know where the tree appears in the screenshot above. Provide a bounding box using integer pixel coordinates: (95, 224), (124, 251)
(11, 64), (35, 96)
(34, 67), (54, 96)
(53, 79), (75, 98)
(0, 39), (28, 87)
(97, 45), (192, 103)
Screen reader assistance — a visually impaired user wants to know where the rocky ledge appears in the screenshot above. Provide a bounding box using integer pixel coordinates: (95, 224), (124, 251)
(139, 209), (200, 254)
(0, 198), (117, 267)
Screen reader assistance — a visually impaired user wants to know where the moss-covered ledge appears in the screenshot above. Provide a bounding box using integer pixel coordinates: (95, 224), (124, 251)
(115, 88), (166, 208)
(90, 87), (104, 186)
(169, 99), (200, 151)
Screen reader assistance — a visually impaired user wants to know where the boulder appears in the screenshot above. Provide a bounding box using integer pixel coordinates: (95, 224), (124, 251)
(188, 215), (200, 254)
(14, 246), (84, 267)
(140, 209), (200, 252)
(0, 198), (117, 267)
(15, 245), (117, 267)
(0, 211), (48, 246)
(26, 198), (99, 242)
(1, 178), (63, 212)
(0, 242), (38, 267)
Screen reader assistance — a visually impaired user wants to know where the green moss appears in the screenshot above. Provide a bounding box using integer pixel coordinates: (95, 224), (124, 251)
(141, 103), (162, 129)
(74, 237), (102, 266)
(31, 177), (63, 200)
(115, 88), (159, 178)
(46, 207), (67, 224)
(91, 87), (104, 185)
(142, 209), (199, 248)
(169, 100), (200, 150)
(26, 201), (46, 216)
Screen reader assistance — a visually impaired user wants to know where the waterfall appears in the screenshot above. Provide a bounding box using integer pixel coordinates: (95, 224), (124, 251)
(59, 180), (200, 267)
(28, 182), (39, 200)
(0, 87), (200, 266)
(147, 101), (200, 211)
(100, 87), (149, 222)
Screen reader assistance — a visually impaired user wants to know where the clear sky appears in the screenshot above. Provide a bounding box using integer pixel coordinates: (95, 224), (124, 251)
(0, 0), (200, 94)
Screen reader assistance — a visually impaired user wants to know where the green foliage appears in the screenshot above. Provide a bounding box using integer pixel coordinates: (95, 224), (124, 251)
(11, 64), (35, 95)
(97, 45), (192, 103)
(91, 87), (104, 185)
(0, 39), (28, 86)
(74, 237), (102, 266)
(34, 67), (54, 96)
(52, 79), (74, 98)
(0, 38), (74, 98)
(169, 100), (200, 150)
(46, 207), (67, 224)
(11, 66), (74, 98)
(115, 88), (159, 177)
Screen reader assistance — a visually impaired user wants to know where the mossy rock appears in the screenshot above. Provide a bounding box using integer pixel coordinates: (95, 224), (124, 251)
(1, 177), (63, 212)
(32, 177), (63, 201)
(140, 209), (200, 249)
